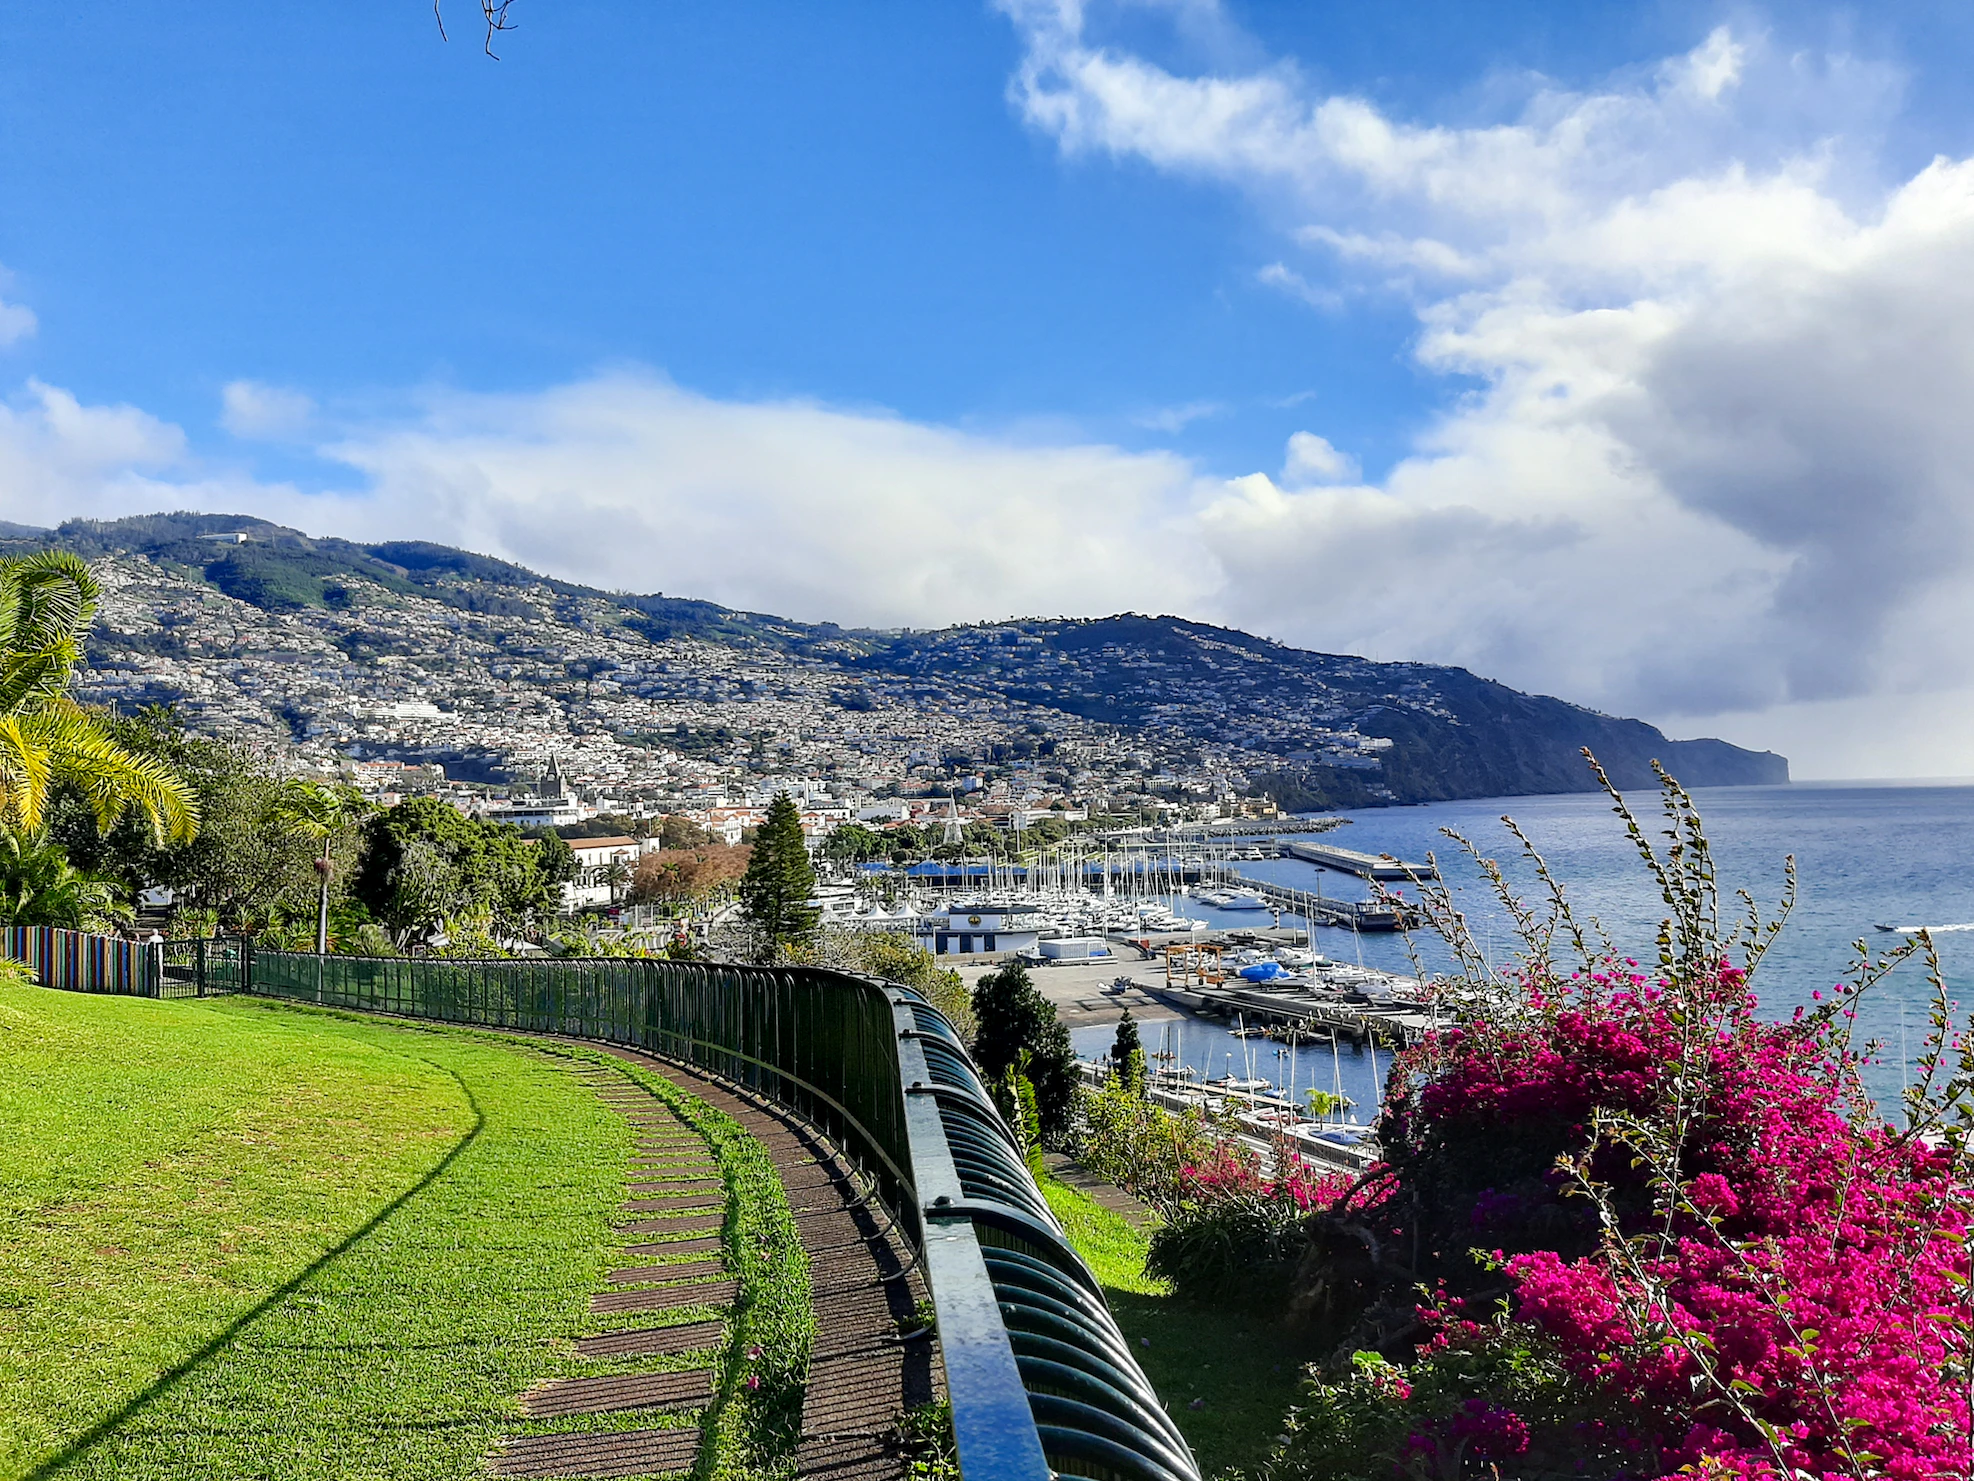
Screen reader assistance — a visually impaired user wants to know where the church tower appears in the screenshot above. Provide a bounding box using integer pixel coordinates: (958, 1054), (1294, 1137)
(539, 755), (567, 803)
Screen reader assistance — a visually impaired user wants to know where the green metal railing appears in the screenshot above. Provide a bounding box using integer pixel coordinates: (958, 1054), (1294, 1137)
(246, 949), (1198, 1481)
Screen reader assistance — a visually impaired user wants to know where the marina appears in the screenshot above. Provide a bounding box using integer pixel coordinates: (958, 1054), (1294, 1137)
(1072, 1013), (1392, 1175)
(802, 822), (1444, 1181)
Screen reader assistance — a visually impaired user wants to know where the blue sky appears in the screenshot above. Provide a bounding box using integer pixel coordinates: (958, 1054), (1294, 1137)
(5, 2), (1974, 776)
(0, 3), (1427, 476)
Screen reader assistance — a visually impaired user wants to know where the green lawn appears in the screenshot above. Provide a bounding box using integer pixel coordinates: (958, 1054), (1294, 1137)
(0, 983), (650, 1479)
(1039, 1173), (1323, 1480)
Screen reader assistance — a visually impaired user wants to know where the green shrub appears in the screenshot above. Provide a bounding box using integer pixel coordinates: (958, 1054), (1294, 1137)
(1268, 1321), (1643, 1481)
(1145, 1193), (1308, 1310)
(1076, 1080), (1220, 1206)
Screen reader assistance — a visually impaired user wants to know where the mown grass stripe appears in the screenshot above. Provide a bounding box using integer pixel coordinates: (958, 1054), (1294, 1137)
(2, 990), (632, 1481)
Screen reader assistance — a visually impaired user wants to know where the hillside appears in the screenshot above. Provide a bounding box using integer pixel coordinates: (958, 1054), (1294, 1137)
(22, 512), (1785, 808)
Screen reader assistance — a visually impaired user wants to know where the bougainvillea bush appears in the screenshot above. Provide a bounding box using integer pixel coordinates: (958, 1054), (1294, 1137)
(1268, 759), (1971, 1481)
(1146, 1143), (1351, 1308)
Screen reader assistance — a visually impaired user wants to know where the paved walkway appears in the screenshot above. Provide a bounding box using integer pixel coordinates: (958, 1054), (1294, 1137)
(489, 1045), (936, 1480)
(1042, 1151), (1157, 1229)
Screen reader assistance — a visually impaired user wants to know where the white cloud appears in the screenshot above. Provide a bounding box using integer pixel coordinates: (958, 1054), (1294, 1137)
(305, 372), (1224, 631)
(1134, 400), (1225, 433)
(0, 349), (1958, 776)
(0, 380), (192, 528)
(221, 380), (316, 440)
(0, 371), (1223, 631)
(1257, 261), (1343, 310)
(998, 1), (1974, 753)
(1281, 431), (1356, 485)
(0, 268), (38, 348)
(0, 301), (35, 347)
(1664, 26), (1747, 104)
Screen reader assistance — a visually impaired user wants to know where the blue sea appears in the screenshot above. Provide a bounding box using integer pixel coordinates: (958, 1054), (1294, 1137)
(1073, 782), (1974, 1114)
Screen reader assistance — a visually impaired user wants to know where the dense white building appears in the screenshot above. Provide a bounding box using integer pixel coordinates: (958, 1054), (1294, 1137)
(916, 902), (1042, 957)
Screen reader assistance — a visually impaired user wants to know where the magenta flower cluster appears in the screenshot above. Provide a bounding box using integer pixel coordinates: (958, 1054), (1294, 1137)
(1388, 959), (1971, 1479)
(1176, 1145), (1356, 1212)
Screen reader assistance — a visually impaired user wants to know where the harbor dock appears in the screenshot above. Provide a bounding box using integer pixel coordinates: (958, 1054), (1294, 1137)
(1213, 871), (1415, 931)
(1283, 840), (1438, 880)
(1151, 976), (1435, 1048)
(1073, 1059), (1383, 1175)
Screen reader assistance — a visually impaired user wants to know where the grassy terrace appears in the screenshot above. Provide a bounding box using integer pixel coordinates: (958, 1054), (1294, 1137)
(1039, 1173), (1321, 1479)
(0, 977), (805, 1481)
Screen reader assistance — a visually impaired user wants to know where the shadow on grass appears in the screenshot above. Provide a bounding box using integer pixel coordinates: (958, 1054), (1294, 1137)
(27, 1066), (484, 1481)
(1102, 1288), (1326, 1479)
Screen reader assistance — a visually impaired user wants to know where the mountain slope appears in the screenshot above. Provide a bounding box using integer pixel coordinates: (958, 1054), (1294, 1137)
(19, 512), (1787, 804)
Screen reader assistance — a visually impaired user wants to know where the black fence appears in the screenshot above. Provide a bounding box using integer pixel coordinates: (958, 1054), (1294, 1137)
(155, 936), (250, 998)
(247, 949), (1199, 1481)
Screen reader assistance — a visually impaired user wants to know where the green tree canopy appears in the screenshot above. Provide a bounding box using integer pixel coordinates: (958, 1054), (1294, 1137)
(971, 961), (1078, 1142)
(535, 830), (579, 895)
(788, 928), (977, 1045)
(52, 711), (335, 930)
(351, 797), (558, 949)
(821, 822), (887, 865)
(0, 830), (129, 930)
(656, 814), (713, 850)
(737, 792), (818, 960)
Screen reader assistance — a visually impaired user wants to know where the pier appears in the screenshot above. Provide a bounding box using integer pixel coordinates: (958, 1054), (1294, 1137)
(1283, 840), (1437, 880)
(1072, 1060), (1382, 1174)
(1152, 977), (1435, 1049)
(1215, 870), (1416, 931)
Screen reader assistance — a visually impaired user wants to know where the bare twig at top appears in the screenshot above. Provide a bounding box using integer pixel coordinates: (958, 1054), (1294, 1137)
(434, 0), (519, 59)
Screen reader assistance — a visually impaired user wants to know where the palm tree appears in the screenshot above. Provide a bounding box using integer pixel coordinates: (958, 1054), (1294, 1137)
(0, 830), (131, 930)
(268, 779), (368, 953)
(602, 856), (632, 905)
(0, 551), (197, 842)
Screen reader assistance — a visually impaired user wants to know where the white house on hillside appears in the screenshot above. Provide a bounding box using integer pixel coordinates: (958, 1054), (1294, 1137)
(561, 836), (652, 909)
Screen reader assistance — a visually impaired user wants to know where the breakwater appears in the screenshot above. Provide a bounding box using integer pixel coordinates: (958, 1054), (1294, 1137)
(1282, 840), (1438, 880)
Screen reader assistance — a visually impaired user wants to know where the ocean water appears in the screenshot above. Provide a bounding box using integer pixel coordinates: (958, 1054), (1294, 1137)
(1110, 782), (1974, 1112)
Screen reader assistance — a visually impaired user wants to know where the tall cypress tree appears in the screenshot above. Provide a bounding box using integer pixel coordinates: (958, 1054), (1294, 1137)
(738, 792), (819, 960)
(972, 961), (1078, 1142)
(1110, 1007), (1146, 1096)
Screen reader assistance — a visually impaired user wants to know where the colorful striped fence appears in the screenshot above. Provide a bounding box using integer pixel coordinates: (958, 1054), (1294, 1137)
(2, 925), (153, 996)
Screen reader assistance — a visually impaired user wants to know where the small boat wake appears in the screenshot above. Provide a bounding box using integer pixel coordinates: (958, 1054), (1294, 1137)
(1873, 922), (1974, 933)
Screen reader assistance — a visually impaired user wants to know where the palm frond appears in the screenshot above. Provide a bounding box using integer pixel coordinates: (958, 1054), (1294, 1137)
(267, 777), (340, 838)
(0, 550), (98, 661)
(0, 640), (85, 716)
(0, 715), (56, 836)
(24, 702), (200, 842)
